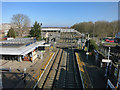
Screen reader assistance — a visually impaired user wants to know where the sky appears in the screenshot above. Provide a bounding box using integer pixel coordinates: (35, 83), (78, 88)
(2, 2), (118, 27)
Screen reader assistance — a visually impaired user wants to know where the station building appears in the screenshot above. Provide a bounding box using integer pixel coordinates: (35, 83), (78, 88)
(41, 28), (81, 42)
(0, 38), (49, 62)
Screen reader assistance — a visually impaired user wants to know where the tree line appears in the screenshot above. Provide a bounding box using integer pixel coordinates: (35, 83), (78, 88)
(71, 21), (119, 38)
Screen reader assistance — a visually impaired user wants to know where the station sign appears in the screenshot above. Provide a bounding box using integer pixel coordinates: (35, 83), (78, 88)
(102, 59), (111, 63)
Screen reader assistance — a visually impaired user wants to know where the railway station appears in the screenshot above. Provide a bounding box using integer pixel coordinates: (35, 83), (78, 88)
(1, 1), (119, 89)
(0, 38), (49, 62)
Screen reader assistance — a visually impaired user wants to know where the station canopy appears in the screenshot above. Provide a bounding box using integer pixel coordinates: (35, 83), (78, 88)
(0, 38), (45, 55)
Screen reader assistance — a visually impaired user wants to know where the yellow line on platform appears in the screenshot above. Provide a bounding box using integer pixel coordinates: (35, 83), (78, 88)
(36, 53), (54, 80)
(75, 53), (88, 88)
(31, 53), (54, 88)
(25, 53), (54, 88)
(75, 53), (85, 72)
(75, 52), (93, 89)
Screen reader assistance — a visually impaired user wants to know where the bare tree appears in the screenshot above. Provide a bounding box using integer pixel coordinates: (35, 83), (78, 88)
(110, 21), (118, 38)
(71, 21), (119, 38)
(11, 14), (30, 37)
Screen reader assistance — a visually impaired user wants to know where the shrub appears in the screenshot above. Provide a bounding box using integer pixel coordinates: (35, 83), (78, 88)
(89, 39), (98, 50)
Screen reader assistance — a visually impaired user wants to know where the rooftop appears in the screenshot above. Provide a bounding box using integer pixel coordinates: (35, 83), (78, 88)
(0, 38), (45, 55)
(0, 38), (36, 48)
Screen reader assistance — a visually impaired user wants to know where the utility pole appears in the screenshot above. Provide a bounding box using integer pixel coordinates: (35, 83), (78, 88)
(105, 47), (111, 77)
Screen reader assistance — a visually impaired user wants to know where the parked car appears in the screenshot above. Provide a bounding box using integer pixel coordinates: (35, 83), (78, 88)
(2, 36), (7, 40)
(102, 38), (115, 43)
(105, 39), (114, 43)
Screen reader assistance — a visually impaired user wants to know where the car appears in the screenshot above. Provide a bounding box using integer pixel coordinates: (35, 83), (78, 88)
(108, 39), (114, 43)
(2, 36), (7, 40)
(105, 38), (114, 43)
(105, 39), (110, 42)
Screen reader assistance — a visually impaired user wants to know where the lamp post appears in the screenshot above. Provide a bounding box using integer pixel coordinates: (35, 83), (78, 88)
(23, 68), (26, 84)
(86, 33), (89, 56)
(105, 47), (111, 77)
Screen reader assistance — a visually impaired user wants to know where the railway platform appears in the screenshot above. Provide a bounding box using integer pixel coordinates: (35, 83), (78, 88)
(2, 49), (55, 89)
(75, 49), (107, 88)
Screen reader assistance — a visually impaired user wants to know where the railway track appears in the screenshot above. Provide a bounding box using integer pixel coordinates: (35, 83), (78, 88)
(37, 48), (82, 89)
(40, 49), (63, 89)
(65, 48), (82, 89)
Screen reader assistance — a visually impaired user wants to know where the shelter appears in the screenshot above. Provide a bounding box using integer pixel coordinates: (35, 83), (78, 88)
(0, 38), (49, 62)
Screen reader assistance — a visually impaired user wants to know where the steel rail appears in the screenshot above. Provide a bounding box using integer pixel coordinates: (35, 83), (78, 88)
(40, 49), (62, 89)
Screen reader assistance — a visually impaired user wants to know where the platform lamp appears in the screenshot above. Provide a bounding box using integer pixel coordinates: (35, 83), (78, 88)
(104, 47), (111, 77)
(86, 33), (89, 56)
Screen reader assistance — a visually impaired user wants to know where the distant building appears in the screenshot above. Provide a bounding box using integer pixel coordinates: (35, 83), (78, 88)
(2, 23), (12, 30)
(0, 23), (31, 39)
(0, 30), (5, 40)
(41, 27), (81, 42)
(0, 23), (12, 40)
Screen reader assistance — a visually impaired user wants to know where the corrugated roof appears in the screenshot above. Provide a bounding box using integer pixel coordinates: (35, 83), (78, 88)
(0, 38), (36, 45)
(0, 40), (45, 55)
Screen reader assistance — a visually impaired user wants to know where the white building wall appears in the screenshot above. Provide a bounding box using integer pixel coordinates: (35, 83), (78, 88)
(32, 50), (37, 61)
